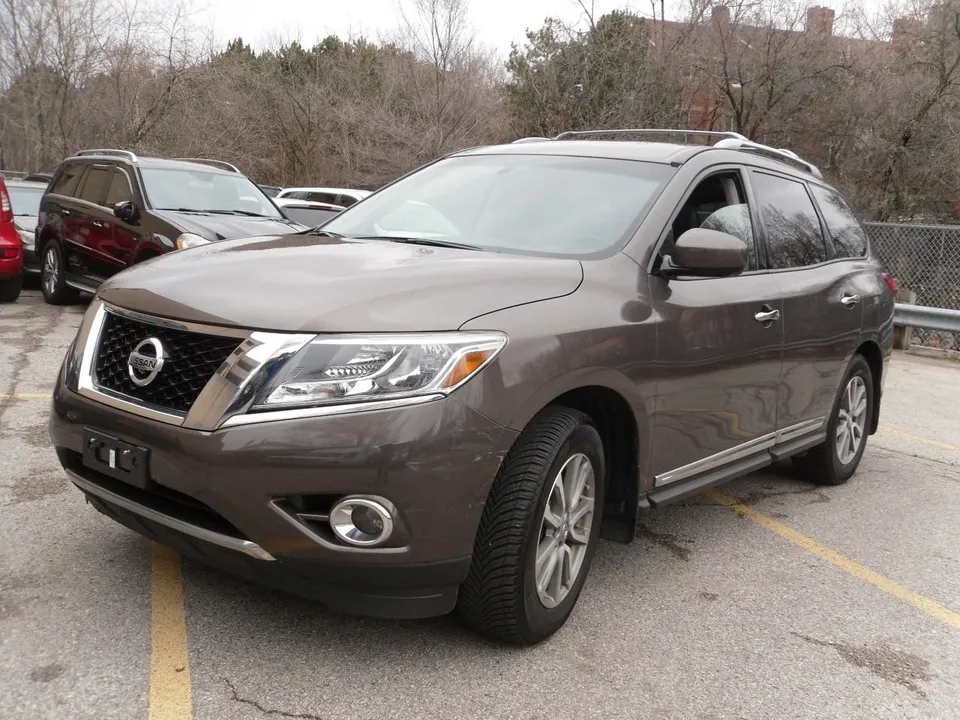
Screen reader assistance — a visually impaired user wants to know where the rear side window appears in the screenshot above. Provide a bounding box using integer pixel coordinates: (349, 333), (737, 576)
(338, 195), (358, 207)
(106, 169), (134, 205)
(810, 186), (867, 258)
(79, 167), (112, 204)
(51, 164), (84, 197)
(751, 172), (828, 269)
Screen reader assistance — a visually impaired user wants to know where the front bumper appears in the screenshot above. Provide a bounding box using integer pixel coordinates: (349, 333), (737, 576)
(50, 381), (517, 619)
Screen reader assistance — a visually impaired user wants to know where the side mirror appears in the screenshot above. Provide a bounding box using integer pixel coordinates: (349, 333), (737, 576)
(661, 228), (747, 278)
(113, 201), (140, 223)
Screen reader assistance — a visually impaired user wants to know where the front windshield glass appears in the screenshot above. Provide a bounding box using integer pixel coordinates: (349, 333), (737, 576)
(140, 167), (282, 218)
(323, 154), (674, 256)
(7, 185), (44, 217)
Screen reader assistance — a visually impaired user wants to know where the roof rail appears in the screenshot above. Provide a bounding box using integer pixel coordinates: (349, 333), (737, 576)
(713, 138), (823, 179)
(173, 158), (241, 173)
(76, 149), (138, 162)
(553, 128), (748, 142)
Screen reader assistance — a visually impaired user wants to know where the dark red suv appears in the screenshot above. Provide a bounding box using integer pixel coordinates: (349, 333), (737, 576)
(35, 150), (305, 304)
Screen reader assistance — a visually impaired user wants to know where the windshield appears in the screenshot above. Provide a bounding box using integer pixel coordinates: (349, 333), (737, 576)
(7, 185), (44, 217)
(282, 206), (341, 227)
(323, 154), (673, 257)
(140, 167), (282, 218)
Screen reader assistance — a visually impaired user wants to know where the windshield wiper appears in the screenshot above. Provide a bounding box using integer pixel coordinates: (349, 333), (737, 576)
(349, 235), (482, 251)
(157, 208), (270, 217)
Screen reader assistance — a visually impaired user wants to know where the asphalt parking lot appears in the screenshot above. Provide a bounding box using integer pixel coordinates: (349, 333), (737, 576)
(2, 289), (959, 720)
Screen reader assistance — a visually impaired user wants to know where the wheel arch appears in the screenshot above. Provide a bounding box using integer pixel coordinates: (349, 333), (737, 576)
(854, 339), (884, 435)
(503, 371), (649, 545)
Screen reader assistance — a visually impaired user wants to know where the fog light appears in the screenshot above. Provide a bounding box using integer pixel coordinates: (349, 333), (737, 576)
(330, 497), (394, 547)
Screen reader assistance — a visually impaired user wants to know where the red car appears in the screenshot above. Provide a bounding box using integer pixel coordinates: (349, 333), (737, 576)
(0, 173), (24, 302)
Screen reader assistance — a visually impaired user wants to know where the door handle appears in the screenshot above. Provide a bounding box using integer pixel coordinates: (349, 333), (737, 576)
(840, 293), (860, 307)
(91, 220), (104, 228)
(754, 305), (780, 324)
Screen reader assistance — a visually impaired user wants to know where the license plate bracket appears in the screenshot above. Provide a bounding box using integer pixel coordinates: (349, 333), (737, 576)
(82, 429), (150, 489)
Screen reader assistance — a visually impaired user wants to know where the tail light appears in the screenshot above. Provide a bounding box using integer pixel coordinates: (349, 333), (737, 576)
(882, 272), (898, 296)
(0, 180), (12, 224)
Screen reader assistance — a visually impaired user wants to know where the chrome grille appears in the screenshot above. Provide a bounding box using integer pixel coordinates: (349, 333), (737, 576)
(93, 311), (241, 414)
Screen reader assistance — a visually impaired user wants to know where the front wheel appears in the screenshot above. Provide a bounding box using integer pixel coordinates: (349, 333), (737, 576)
(793, 354), (874, 486)
(457, 406), (605, 645)
(40, 240), (79, 305)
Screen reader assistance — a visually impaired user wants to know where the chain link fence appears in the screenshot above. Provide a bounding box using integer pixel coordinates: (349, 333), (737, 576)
(865, 222), (960, 351)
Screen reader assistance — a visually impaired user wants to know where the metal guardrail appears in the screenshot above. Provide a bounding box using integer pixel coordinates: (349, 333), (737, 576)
(894, 303), (960, 333)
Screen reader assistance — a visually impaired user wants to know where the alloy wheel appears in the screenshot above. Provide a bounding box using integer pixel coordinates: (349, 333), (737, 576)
(836, 375), (868, 465)
(535, 452), (596, 609)
(43, 247), (59, 297)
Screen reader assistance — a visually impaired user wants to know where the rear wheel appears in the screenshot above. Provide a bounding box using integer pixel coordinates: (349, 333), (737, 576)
(457, 406), (605, 645)
(0, 274), (21, 302)
(40, 240), (79, 305)
(793, 355), (873, 486)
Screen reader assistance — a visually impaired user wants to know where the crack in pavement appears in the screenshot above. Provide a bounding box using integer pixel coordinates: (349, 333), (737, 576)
(224, 678), (326, 719)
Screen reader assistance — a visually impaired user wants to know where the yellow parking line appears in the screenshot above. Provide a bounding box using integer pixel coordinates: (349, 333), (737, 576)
(706, 489), (960, 631)
(878, 425), (960, 453)
(149, 543), (192, 720)
(0, 392), (51, 399)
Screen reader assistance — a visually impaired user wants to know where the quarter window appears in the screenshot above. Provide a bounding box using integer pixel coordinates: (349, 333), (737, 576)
(752, 172), (828, 269)
(810, 185), (867, 258)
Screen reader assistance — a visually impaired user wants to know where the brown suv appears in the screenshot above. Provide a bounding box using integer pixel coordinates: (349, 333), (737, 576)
(49, 129), (895, 645)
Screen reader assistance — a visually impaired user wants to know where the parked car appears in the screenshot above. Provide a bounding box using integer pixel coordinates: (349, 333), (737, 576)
(50, 129), (895, 646)
(24, 172), (54, 184)
(5, 178), (47, 274)
(36, 149), (307, 304)
(276, 186), (371, 207)
(274, 197), (345, 226)
(0, 173), (24, 301)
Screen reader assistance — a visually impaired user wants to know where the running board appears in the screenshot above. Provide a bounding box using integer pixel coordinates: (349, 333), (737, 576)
(639, 431), (827, 510)
(66, 278), (101, 295)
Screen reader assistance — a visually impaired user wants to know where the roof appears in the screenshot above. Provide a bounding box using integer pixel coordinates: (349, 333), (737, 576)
(64, 151), (240, 176)
(458, 140), (701, 165)
(4, 179), (48, 189)
(274, 198), (345, 211)
(278, 187), (372, 197)
(452, 137), (831, 185)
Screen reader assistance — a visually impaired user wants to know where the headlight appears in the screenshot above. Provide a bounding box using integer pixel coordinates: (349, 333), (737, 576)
(176, 233), (211, 250)
(250, 332), (507, 411)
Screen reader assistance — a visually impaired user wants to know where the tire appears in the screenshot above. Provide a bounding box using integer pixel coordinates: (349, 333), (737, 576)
(457, 406), (606, 645)
(40, 240), (79, 305)
(793, 354), (873, 486)
(0, 274), (21, 302)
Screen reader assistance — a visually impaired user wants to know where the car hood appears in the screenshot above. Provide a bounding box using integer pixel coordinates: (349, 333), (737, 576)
(97, 234), (584, 333)
(153, 210), (306, 240)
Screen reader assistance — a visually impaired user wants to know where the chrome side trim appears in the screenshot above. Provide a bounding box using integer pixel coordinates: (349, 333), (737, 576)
(67, 470), (275, 561)
(776, 417), (825, 443)
(220, 394), (445, 428)
(655, 431), (777, 487)
(654, 418), (829, 487)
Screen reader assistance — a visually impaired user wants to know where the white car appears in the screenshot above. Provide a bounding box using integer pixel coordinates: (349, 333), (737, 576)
(274, 197), (346, 227)
(275, 187), (371, 207)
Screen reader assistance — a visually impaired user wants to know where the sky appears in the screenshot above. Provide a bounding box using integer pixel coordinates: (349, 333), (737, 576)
(199, 0), (672, 57)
